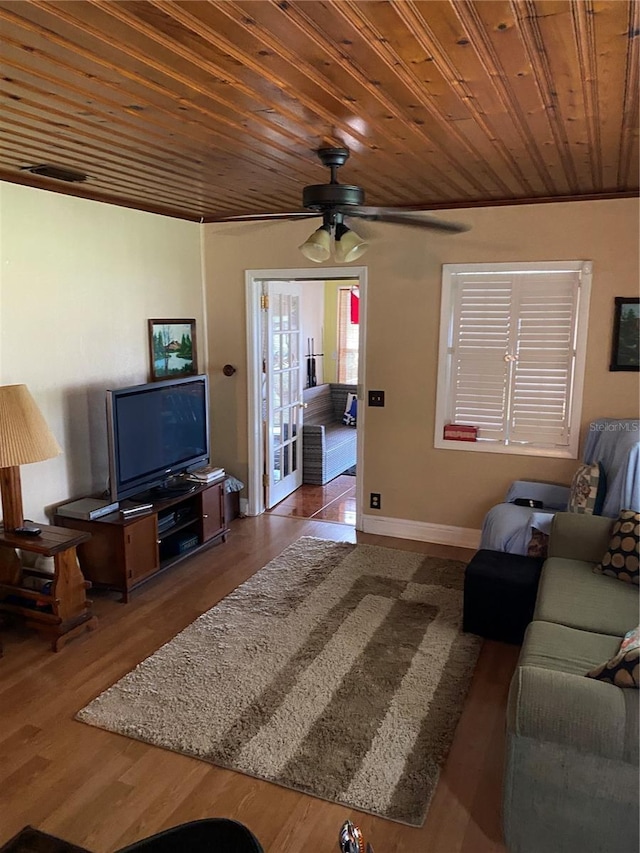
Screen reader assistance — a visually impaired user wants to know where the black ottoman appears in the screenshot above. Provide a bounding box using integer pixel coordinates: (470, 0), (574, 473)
(463, 549), (544, 644)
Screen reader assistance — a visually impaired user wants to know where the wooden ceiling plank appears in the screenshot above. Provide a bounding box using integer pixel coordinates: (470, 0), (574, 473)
(0, 164), (200, 219)
(348, 0), (534, 195)
(569, 0), (602, 190)
(48, 0), (320, 151)
(0, 76), (304, 214)
(1, 41), (207, 173)
(211, 0), (486, 201)
(588, 1), (630, 190)
(0, 67), (302, 211)
(0, 22), (316, 212)
(0, 127), (199, 210)
(0, 125), (296, 217)
(21, 1), (328, 175)
(252, 0), (493, 198)
(0, 136), (203, 213)
(329, 0), (526, 197)
(509, 0), (581, 193)
(0, 0), (633, 218)
(157, 0), (460, 203)
(0, 139), (195, 212)
(86, 0), (333, 154)
(530, 0), (603, 194)
(618, 0), (640, 187)
(469, 1), (574, 195)
(449, 0), (559, 195)
(0, 124), (245, 212)
(0, 20), (332, 211)
(103, 0), (473, 207)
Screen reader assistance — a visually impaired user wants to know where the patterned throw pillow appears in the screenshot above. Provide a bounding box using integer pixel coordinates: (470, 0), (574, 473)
(586, 626), (640, 688)
(567, 461), (606, 515)
(342, 393), (357, 427)
(593, 509), (640, 585)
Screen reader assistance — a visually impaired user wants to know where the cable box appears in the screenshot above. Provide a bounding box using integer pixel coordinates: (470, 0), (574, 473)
(57, 498), (120, 520)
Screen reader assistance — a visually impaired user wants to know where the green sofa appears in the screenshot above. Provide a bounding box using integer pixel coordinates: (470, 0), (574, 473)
(503, 512), (639, 853)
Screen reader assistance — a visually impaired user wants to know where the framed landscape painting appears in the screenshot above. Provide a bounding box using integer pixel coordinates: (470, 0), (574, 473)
(610, 298), (639, 372)
(148, 319), (198, 381)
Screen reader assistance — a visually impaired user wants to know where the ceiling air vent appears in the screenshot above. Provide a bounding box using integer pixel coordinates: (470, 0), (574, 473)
(20, 164), (88, 183)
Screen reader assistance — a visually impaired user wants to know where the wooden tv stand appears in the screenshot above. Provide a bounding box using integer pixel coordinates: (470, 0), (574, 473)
(54, 479), (228, 602)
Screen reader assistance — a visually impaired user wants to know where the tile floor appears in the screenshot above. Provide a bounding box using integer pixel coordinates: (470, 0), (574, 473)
(267, 474), (356, 525)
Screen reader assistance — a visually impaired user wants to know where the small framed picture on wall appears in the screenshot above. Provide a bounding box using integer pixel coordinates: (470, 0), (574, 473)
(609, 298), (639, 372)
(148, 319), (198, 381)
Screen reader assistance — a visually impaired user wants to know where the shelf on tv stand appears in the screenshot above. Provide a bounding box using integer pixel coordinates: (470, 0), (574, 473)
(53, 479), (228, 602)
(135, 481), (198, 501)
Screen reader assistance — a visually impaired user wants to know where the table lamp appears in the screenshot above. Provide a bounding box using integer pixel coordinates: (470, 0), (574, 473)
(0, 384), (61, 531)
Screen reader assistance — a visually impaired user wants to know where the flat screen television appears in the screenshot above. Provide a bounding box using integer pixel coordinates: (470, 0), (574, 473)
(106, 374), (210, 502)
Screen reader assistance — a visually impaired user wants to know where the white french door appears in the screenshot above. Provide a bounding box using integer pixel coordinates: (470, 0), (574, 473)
(264, 280), (304, 508)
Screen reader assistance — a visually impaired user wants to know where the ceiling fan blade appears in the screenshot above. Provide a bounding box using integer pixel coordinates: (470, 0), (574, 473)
(206, 210), (320, 223)
(336, 206), (470, 233)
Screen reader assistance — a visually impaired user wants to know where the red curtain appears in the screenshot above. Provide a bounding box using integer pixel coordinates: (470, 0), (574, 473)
(350, 288), (359, 324)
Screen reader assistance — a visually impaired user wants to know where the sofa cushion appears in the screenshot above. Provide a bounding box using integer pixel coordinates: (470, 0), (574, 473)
(594, 509), (640, 586)
(534, 557), (638, 637)
(520, 619), (623, 676)
(547, 512), (613, 563)
(587, 627), (640, 688)
(509, 620), (639, 763)
(567, 461), (606, 515)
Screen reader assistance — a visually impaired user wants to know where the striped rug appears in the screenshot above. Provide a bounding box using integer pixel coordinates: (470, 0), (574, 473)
(77, 537), (481, 826)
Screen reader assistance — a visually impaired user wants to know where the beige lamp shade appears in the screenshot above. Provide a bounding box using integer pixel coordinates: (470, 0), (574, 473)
(299, 225), (331, 263)
(334, 223), (369, 263)
(0, 384), (61, 467)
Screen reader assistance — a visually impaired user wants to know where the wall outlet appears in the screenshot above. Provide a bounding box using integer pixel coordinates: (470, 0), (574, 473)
(370, 492), (381, 510)
(368, 390), (385, 407)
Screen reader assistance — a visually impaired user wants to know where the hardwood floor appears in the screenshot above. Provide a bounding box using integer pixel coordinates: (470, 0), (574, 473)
(267, 475), (357, 524)
(0, 514), (519, 852)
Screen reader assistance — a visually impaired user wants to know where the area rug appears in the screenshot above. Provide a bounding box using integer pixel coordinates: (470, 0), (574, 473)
(77, 538), (481, 826)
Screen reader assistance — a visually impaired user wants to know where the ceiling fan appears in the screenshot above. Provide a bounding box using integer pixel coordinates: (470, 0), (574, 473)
(211, 147), (470, 262)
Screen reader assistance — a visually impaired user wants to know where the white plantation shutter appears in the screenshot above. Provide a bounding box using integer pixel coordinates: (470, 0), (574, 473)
(509, 275), (578, 445)
(436, 262), (591, 458)
(451, 278), (512, 441)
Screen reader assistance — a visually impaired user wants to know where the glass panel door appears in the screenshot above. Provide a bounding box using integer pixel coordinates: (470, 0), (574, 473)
(264, 280), (304, 508)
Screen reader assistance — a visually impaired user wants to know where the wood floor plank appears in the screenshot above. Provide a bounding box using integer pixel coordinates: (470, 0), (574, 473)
(0, 515), (516, 852)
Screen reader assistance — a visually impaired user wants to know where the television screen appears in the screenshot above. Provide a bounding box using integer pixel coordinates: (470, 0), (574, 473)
(107, 375), (209, 501)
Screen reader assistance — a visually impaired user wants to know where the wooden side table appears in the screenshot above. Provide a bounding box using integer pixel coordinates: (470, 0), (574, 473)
(0, 524), (97, 651)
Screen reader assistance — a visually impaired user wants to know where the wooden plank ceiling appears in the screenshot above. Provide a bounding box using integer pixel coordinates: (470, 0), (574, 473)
(0, 0), (638, 222)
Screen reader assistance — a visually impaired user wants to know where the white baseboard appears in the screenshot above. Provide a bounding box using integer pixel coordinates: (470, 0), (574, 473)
(361, 513), (481, 550)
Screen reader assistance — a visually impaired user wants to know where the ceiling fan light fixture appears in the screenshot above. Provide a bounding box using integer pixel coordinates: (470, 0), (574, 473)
(334, 222), (369, 263)
(299, 223), (331, 263)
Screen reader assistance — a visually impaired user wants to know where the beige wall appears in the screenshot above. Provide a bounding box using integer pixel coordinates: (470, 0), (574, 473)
(203, 198), (639, 529)
(0, 182), (203, 524)
(300, 279), (325, 387)
(6, 184), (633, 535)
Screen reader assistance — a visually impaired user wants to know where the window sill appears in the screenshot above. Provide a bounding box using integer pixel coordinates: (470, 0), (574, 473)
(433, 437), (578, 459)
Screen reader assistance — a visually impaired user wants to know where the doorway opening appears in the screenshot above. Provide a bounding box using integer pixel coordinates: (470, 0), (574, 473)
(245, 266), (367, 529)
